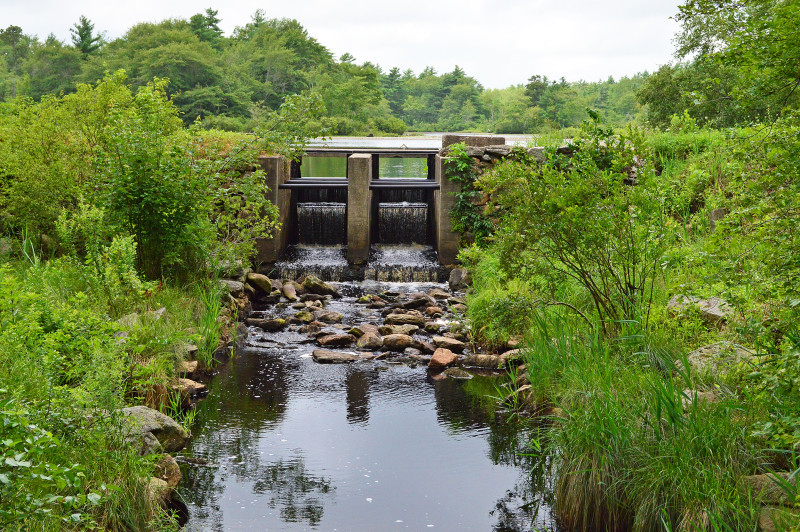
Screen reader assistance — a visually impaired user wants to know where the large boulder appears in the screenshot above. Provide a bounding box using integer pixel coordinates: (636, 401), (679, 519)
(668, 295), (733, 326)
(302, 275), (340, 298)
(684, 342), (755, 377)
(448, 268), (472, 291)
(246, 272), (274, 294)
(122, 406), (189, 454)
(219, 280), (245, 298)
(742, 473), (795, 506)
(312, 350), (359, 363)
(429, 348), (458, 369)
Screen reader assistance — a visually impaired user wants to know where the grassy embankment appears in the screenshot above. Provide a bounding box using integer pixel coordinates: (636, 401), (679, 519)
(0, 70), (315, 529)
(456, 116), (800, 530)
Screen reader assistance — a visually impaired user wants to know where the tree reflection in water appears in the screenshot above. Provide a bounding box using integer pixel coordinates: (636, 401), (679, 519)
(252, 455), (334, 526)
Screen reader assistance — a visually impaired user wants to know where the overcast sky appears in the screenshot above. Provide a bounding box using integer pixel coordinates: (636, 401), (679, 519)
(3, 0), (682, 88)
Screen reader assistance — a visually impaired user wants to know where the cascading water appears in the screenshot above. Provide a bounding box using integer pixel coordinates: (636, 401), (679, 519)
(274, 245), (349, 282)
(364, 244), (442, 282)
(377, 202), (428, 244)
(296, 202), (346, 245)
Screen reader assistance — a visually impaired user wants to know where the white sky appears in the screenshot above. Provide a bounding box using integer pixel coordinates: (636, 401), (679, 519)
(2, 0), (682, 88)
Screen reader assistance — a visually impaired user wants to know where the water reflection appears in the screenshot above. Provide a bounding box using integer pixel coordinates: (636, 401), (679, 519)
(181, 284), (558, 531)
(345, 367), (374, 425)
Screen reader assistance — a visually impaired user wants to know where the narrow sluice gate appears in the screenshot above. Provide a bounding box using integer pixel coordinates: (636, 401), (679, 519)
(377, 202), (428, 244)
(297, 202), (346, 245)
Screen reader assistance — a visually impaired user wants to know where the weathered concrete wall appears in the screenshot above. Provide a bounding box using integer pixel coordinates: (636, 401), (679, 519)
(441, 134), (505, 149)
(255, 155), (290, 265)
(435, 154), (460, 266)
(347, 154), (373, 265)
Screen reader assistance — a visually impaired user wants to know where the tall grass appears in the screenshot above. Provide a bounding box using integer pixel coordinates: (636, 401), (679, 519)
(515, 309), (762, 531)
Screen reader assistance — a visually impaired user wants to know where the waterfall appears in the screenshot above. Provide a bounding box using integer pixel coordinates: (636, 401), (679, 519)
(297, 202), (346, 245)
(364, 244), (442, 283)
(274, 245), (349, 282)
(377, 202), (428, 244)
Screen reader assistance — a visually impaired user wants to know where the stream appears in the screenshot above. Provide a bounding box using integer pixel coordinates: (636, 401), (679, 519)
(179, 279), (558, 531)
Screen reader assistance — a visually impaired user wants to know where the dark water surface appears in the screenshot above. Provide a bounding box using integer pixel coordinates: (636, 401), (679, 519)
(181, 282), (557, 531)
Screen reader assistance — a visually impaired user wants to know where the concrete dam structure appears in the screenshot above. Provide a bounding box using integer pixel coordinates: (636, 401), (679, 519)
(255, 135), (505, 280)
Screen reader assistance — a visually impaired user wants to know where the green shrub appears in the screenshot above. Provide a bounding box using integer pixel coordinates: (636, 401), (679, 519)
(478, 112), (667, 333)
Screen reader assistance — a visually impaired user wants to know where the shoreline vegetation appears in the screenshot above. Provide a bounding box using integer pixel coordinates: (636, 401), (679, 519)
(2, 1), (800, 530)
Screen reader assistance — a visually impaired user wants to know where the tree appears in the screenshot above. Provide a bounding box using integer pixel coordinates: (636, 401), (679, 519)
(190, 8), (223, 49)
(70, 15), (103, 57)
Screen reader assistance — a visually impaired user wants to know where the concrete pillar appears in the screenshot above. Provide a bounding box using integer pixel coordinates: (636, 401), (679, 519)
(347, 154), (373, 265)
(435, 154), (461, 265)
(255, 155), (291, 265)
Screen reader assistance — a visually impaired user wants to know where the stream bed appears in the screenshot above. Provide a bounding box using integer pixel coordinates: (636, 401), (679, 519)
(180, 281), (558, 531)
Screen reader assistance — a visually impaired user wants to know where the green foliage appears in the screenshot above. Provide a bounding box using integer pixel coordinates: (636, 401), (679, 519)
(0, 14), (652, 134)
(70, 15), (103, 57)
(478, 112), (666, 332)
(444, 143), (494, 245)
(640, 0), (800, 128)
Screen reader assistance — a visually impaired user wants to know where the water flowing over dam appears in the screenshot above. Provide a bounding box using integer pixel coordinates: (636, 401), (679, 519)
(179, 136), (560, 531)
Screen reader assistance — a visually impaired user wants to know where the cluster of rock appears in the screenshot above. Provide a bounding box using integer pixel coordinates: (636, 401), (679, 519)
(121, 405), (189, 510)
(237, 270), (527, 377)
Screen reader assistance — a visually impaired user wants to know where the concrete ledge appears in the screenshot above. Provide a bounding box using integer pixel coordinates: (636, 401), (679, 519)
(441, 134), (505, 149)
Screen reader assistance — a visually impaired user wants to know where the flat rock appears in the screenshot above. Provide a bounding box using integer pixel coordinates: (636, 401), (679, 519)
(433, 335), (466, 353)
(428, 288), (451, 300)
(246, 318), (288, 332)
(294, 310), (315, 323)
(312, 350), (359, 363)
(429, 348), (458, 369)
(379, 324), (420, 336)
(317, 334), (356, 347)
(350, 324), (380, 337)
(171, 378), (206, 397)
(385, 312), (425, 327)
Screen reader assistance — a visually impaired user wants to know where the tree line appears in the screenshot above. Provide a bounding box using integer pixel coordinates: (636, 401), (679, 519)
(0, 9), (650, 135)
